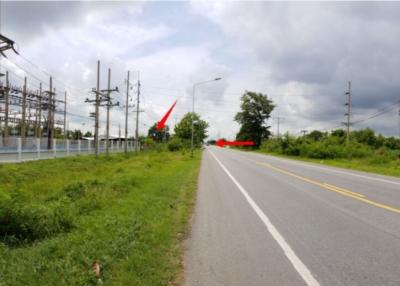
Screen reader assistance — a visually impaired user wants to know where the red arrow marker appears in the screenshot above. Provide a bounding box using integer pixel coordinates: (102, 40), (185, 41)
(215, 139), (255, 147)
(156, 100), (177, 130)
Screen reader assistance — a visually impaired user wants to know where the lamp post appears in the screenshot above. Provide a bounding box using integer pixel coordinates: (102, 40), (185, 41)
(191, 77), (221, 157)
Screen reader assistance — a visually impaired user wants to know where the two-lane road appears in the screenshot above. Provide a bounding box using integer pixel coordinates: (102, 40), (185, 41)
(184, 147), (400, 286)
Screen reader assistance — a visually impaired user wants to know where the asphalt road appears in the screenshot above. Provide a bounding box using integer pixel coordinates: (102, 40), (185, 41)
(184, 146), (400, 286)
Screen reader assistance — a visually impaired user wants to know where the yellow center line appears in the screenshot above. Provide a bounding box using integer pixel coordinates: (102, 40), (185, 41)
(251, 160), (400, 214)
(322, 183), (365, 198)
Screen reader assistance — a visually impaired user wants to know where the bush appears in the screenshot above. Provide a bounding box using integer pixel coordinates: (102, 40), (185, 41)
(63, 182), (86, 200)
(168, 138), (184, 152)
(0, 194), (74, 245)
(143, 137), (155, 150)
(260, 129), (390, 161)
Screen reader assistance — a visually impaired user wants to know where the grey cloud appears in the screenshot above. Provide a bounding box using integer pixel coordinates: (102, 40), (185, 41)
(0, 1), (139, 43)
(194, 2), (400, 135)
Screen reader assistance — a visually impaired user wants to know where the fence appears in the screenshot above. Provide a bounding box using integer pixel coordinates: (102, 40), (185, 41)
(0, 137), (137, 163)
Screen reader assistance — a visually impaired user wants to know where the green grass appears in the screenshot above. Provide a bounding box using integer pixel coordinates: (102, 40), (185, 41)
(253, 150), (400, 178)
(0, 150), (200, 285)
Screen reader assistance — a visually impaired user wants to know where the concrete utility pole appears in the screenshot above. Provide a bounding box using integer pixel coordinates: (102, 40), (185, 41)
(4, 71), (9, 137)
(118, 123), (121, 148)
(34, 89), (39, 137)
(38, 83), (42, 138)
(101, 68), (119, 155)
(85, 62), (117, 157)
(135, 73), (140, 152)
(124, 70), (130, 153)
(21, 77), (27, 139)
(64, 91), (67, 139)
(275, 116), (284, 139)
(95, 60), (100, 156)
(344, 81), (352, 145)
(47, 76), (53, 149)
(52, 87), (56, 137)
(106, 68), (111, 155)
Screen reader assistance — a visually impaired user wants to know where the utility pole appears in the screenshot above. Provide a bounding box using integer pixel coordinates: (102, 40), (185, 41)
(34, 89), (39, 137)
(47, 76), (53, 149)
(118, 123), (121, 148)
(100, 68), (119, 155)
(95, 60), (100, 156)
(52, 87), (56, 138)
(124, 70), (130, 153)
(21, 77), (27, 139)
(38, 83), (42, 138)
(344, 81), (352, 145)
(301, 130), (307, 137)
(135, 73), (140, 152)
(4, 71), (9, 138)
(275, 116), (284, 139)
(64, 91), (67, 139)
(106, 68), (111, 155)
(85, 61), (118, 156)
(106, 69), (111, 155)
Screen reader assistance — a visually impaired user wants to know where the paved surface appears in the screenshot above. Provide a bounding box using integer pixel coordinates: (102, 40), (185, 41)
(184, 146), (400, 286)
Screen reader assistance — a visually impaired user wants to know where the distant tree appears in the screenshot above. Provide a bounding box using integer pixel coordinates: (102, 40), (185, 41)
(331, 129), (345, 137)
(147, 123), (170, 142)
(384, 137), (400, 150)
(234, 91), (275, 147)
(174, 112), (209, 146)
(352, 128), (377, 147)
(71, 129), (83, 140)
(307, 130), (324, 141)
(84, 131), (93, 137)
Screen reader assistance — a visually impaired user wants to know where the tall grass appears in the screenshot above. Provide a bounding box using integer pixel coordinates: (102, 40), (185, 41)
(0, 151), (200, 285)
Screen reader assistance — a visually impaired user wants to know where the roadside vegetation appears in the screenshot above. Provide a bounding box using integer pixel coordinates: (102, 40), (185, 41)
(229, 91), (399, 177)
(0, 150), (200, 285)
(259, 128), (400, 177)
(144, 112), (209, 153)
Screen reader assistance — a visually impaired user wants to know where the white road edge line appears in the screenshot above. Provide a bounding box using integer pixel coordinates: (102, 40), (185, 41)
(241, 150), (400, 186)
(209, 149), (320, 286)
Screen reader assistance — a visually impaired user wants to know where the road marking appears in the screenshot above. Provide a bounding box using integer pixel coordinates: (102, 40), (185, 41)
(245, 151), (400, 186)
(322, 183), (365, 198)
(209, 150), (320, 286)
(254, 161), (400, 214)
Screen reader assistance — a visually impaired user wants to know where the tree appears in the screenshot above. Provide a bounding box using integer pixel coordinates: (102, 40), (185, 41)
(307, 130), (325, 141)
(147, 123), (170, 142)
(84, 131), (92, 137)
(71, 129), (83, 140)
(174, 112), (209, 147)
(234, 91), (275, 147)
(352, 128), (377, 147)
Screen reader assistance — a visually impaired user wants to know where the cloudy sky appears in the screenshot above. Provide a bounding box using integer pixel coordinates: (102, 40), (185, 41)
(1, 1), (400, 139)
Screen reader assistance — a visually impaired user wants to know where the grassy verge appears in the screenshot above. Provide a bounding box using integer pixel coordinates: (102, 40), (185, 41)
(253, 150), (400, 178)
(0, 150), (200, 285)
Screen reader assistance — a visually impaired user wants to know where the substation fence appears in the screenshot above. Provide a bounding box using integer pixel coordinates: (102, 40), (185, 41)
(0, 137), (137, 163)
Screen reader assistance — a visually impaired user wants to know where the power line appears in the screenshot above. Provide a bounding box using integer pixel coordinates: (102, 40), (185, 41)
(2, 57), (50, 87)
(352, 103), (399, 125)
(16, 52), (88, 94)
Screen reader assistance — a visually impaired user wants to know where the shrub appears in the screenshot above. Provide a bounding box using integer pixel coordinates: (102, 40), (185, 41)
(0, 196), (74, 245)
(63, 182), (86, 200)
(168, 138), (184, 152)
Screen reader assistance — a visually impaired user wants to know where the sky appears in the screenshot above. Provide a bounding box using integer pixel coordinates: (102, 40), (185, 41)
(1, 1), (400, 139)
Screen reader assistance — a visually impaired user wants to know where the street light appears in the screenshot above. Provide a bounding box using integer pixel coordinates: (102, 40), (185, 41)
(191, 77), (222, 157)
